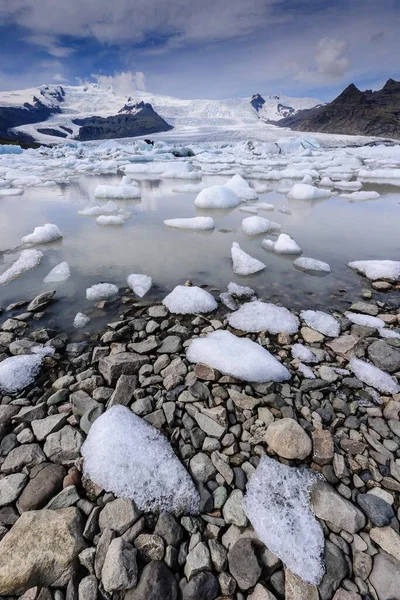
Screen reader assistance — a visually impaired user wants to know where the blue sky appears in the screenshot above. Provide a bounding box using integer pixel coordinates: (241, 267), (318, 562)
(0, 0), (399, 100)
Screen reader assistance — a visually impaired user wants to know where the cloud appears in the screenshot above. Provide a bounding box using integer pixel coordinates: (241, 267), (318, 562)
(91, 71), (147, 94)
(295, 37), (350, 84)
(52, 73), (68, 82)
(22, 33), (76, 57)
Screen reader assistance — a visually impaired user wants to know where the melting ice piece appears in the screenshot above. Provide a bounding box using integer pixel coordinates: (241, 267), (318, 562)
(228, 300), (299, 335)
(340, 191), (380, 201)
(231, 242), (266, 275)
(334, 180), (362, 190)
(294, 257), (331, 274)
(74, 313), (90, 328)
(253, 203), (275, 211)
(379, 328), (400, 339)
(345, 312), (385, 329)
(94, 184), (141, 199)
(225, 174), (258, 200)
(348, 260), (400, 282)
(220, 292), (237, 310)
(288, 183), (331, 200)
(86, 283), (118, 301)
(297, 363), (316, 379)
(0, 188), (24, 196)
(300, 310), (340, 337)
(262, 233), (302, 254)
(301, 174), (313, 185)
(242, 216), (270, 235)
(44, 261), (71, 283)
(164, 217), (215, 230)
(0, 355), (42, 393)
(194, 185), (240, 209)
(350, 358), (399, 394)
(319, 177), (334, 187)
(96, 215), (126, 225)
(81, 405), (199, 514)
(239, 206), (258, 214)
(291, 343), (317, 363)
(187, 330), (291, 383)
(227, 282), (255, 298)
(21, 224), (62, 245)
(244, 456), (325, 584)
(160, 162), (201, 179)
(127, 274), (152, 298)
(78, 201), (119, 216)
(0, 249), (43, 284)
(277, 206), (292, 215)
(163, 285), (217, 314)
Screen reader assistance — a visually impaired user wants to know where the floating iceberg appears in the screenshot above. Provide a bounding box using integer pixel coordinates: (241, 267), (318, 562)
(127, 274), (152, 298)
(163, 285), (217, 314)
(78, 201), (119, 216)
(0, 249), (43, 284)
(348, 260), (400, 281)
(0, 354), (43, 393)
(161, 162), (201, 179)
(293, 257), (331, 274)
(44, 261), (71, 282)
(74, 312), (91, 328)
(96, 215), (126, 225)
(231, 242), (266, 275)
(287, 183), (331, 200)
(242, 216), (270, 235)
(225, 174), (258, 200)
(86, 283), (118, 301)
(262, 233), (302, 254)
(350, 358), (399, 394)
(340, 191), (380, 201)
(94, 184), (141, 199)
(300, 310), (340, 337)
(194, 185), (240, 209)
(164, 217), (215, 230)
(21, 223), (62, 245)
(228, 300), (299, 335)
(319, 177), (334, 187)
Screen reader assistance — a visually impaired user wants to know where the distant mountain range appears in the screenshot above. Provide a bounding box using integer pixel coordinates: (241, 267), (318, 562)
(276, 79), (400, 139)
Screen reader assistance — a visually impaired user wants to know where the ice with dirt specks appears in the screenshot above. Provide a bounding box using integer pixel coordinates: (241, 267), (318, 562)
(350, 358), (399, 394)
(227, 282), (255, 298)
(187, 330), (291, 383)
(348, 260), (400, 281)
(96, 215), (126, 225)
(21, 223), (62, 245)
(127, 274), (152, 298)
(164, 217), (215, 230)
(44, 261), (71, 283)
(0, 354), (43, 393)
(231, 242), (266, 275)
(78, 201), (119, 216)
(292, 343), (317, 363)
(225, 174), (258, 200)
(81, 405), (200, 514)
(0, 249), (43, 284)
(300, 310), (340, 337)
(228, 300), (299, 335)
(86, 283), (118, 301)
(242, 216), (271, 235)
(345, 312), (385, 329)
(244, 456), (325, 584)
(294, 257), (331, 274)
(287, 183), (331, 200)
(262, 233), (302, 254)
(163, 285), (217, 314)
(95, 184), (141, 199)
(74, 312), (91, 328)
(194, 185), (240, 209)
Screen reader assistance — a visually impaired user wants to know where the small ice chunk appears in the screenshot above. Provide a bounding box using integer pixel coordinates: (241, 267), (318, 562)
(163, 285), (217, 314)
(300, 310), (340, 337)
(194, 185), (240, 209)
(227, 282), (255, 298)
(161, 162), (201, 179)
(319, 177), (334, 187)
(294, 257), (331, 274)
(350, 358), (399, 394)
(228, 300), (299, 335)
(262, 233), (302, 254)
(340, 191), (380, 201)
(21, 224), (62, 245)
(220, 292), (237, 310)
(164, 217), (215, 230)
(0, 188), (24, 196)
(187, 330), (291, 383)
(86, 283), (118, 301)
(74, 313), (91, 328)
(231, 242), (266, 275)
(244, 456), (325, 584)
(379, 328), (400, 339)
(297, 363), (316, 379)
(96, 215), (125, 225)
(31, 345), (55, 357)
(269, 221), (282, 234)
(239, 206), (259, 214)
(348, 260), (400, 282)
(301, 174), (313, 185)
(334, 180), (362, 190)
(95, 184), (141, 199)
(287, 183), (331, 200)
(225, 174), (258, 200)
(0, 249), (43, 284)
(44, 261), (71, 283)
(0, 355), (42, 393)
(292, 343), (317, 363)
(127, 274), (152, 298)
(242, 216), (271, 235)
(254, 202), (275, 211)
(78, 201), (119, 216)
(81, 405), (199, 514)
(345, 312), (385, 329)
(277, 206), (292, 214)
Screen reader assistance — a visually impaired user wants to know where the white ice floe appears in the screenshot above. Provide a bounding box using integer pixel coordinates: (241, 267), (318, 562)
(78, 201), (119, 216)
(0, 249), (43, 284)
(21, 223), (62, 245)
(359, 168), (400, 179)
(86, 283), (118, 301)
(379, 328), (400, 340)
(244, 456), (325, 584)
(0, 188), (24, 196)
(340, 191), (380, 201)
(94, 184), (141, 199)
(231, 242), (266, 275)
(122, 162), (170, 175)
(269, 221), (283, 234)
(44, 261), (71, 283)
(292, 343), (317, 363)
(277, 206), (292, 214)
(287, 183), (331, 200)
(194, 185), (240, 209)
(228, 300), (299, 335)
(163, 285), (217, 314)
(161, 162), (201, 179)
(345, 312), (385, 329)
(96, 215), (126, 225)
(297, 363), (316, 379)
(81, 405), (200, 514)
(164, 217), (215, 230)
(73, 312), (91, 328)
(227, 282), (255, 298)
(348, 260), (400, 282)
(172, 183), (205, 193)
(224, 174), (258, 200)
(300, 310), (340, 337)
(239, 207), (258, 214)
(293, 257), (331, 274)
(262, 233), (302, 255)
(187, 330), (291, 383)
(301, 174), (313, 185)
(242, 216), (271, 235)
(253, 202), (275, 211)
(319, 176), (334, 187)
(350, 358), (399, 394)
(0, 354), (43, 393)
(333, 180), (362, 190)
(126, 274), (152, 298)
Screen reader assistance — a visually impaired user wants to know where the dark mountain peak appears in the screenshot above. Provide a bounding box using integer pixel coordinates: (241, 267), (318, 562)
(383, 78), (397, 89)
(333, 83), (367, 105)
(251, 93), (265, 112)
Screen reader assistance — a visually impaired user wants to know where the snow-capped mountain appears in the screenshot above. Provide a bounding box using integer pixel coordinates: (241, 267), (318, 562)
(0, 83), (323, 144)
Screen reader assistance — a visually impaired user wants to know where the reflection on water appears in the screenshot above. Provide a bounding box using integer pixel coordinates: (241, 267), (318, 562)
(0, 173), (399, 332)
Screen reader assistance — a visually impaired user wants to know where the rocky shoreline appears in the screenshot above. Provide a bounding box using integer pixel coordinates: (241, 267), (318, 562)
(0, 279), (399, 600)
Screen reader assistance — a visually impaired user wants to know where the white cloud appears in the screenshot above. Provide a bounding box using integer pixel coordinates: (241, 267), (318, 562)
(52, 73), (68, 82)
(23, 33), (76, 57)
(295, 37), (350, 84)
(91, 71), (147, 94)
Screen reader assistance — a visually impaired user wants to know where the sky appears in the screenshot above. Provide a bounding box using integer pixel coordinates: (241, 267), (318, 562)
(0, 0), (399, 101)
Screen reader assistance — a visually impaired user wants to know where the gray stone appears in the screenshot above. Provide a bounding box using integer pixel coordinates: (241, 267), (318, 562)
(52, 374), (75, 390)
(79, 547), (95, 574)
(190, 453), (216, 483)
(319, 540), (348, 600)
(18, 463), (65, 512)
(2, 444), (46, 474)
(99, 352), (147, 385)
(356, 494), (394, 526)
(228, 538), (262, 590)
(370, 527), (400, 562)
(369, 552), (400, 600)
(78, 575), (97, 600)
(154, 513), (183, 547)
(265, 418), (312, 460)
(208, 539), (227, 572)
(184, 541), (212, 580)
(368, 340), (400, 373)
(326, 335), (362, 359)
(229, 389), (260, 410)
(211, 451), (234, 485)
(129, 337), (159, 354)
(148, 305), (168, 318)
(248, 583), (278, 600)
(0, 473), (27, 507)
(99, 498), (141, 535)
(80, 405), (104, 434)
(349, 302), (379, 316)
(31, 414), (67, 441)
(70, 391), (99, 416)
(195, 412), (226, 438)
(218, 571), (236, 595)
(43, 425), (84, 465)
(311, 481), (366, 533)
(47, 389), (69, 406)
(135, 533), (164, 561)
(27, 290), (56, 312)
(94, 528), (115, 578)
(101, 537), (138, 592)
(182, 572), (219, 600)
(157, 336), (182, 354)
(124, 560), (178, 600)
(108, 375), (137, 407)
(222, 489), (247, 527)
(285, 569), (318, 600)
(45, 485), (80, 510)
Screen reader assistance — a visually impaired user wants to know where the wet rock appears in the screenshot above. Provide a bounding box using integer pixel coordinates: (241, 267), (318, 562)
(265, 418), (312, 460)
(27, 290), (56, 312)
(349, 302), (378, 316)
(124, 560), (178, 600)
(228, 538), (262, 590)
